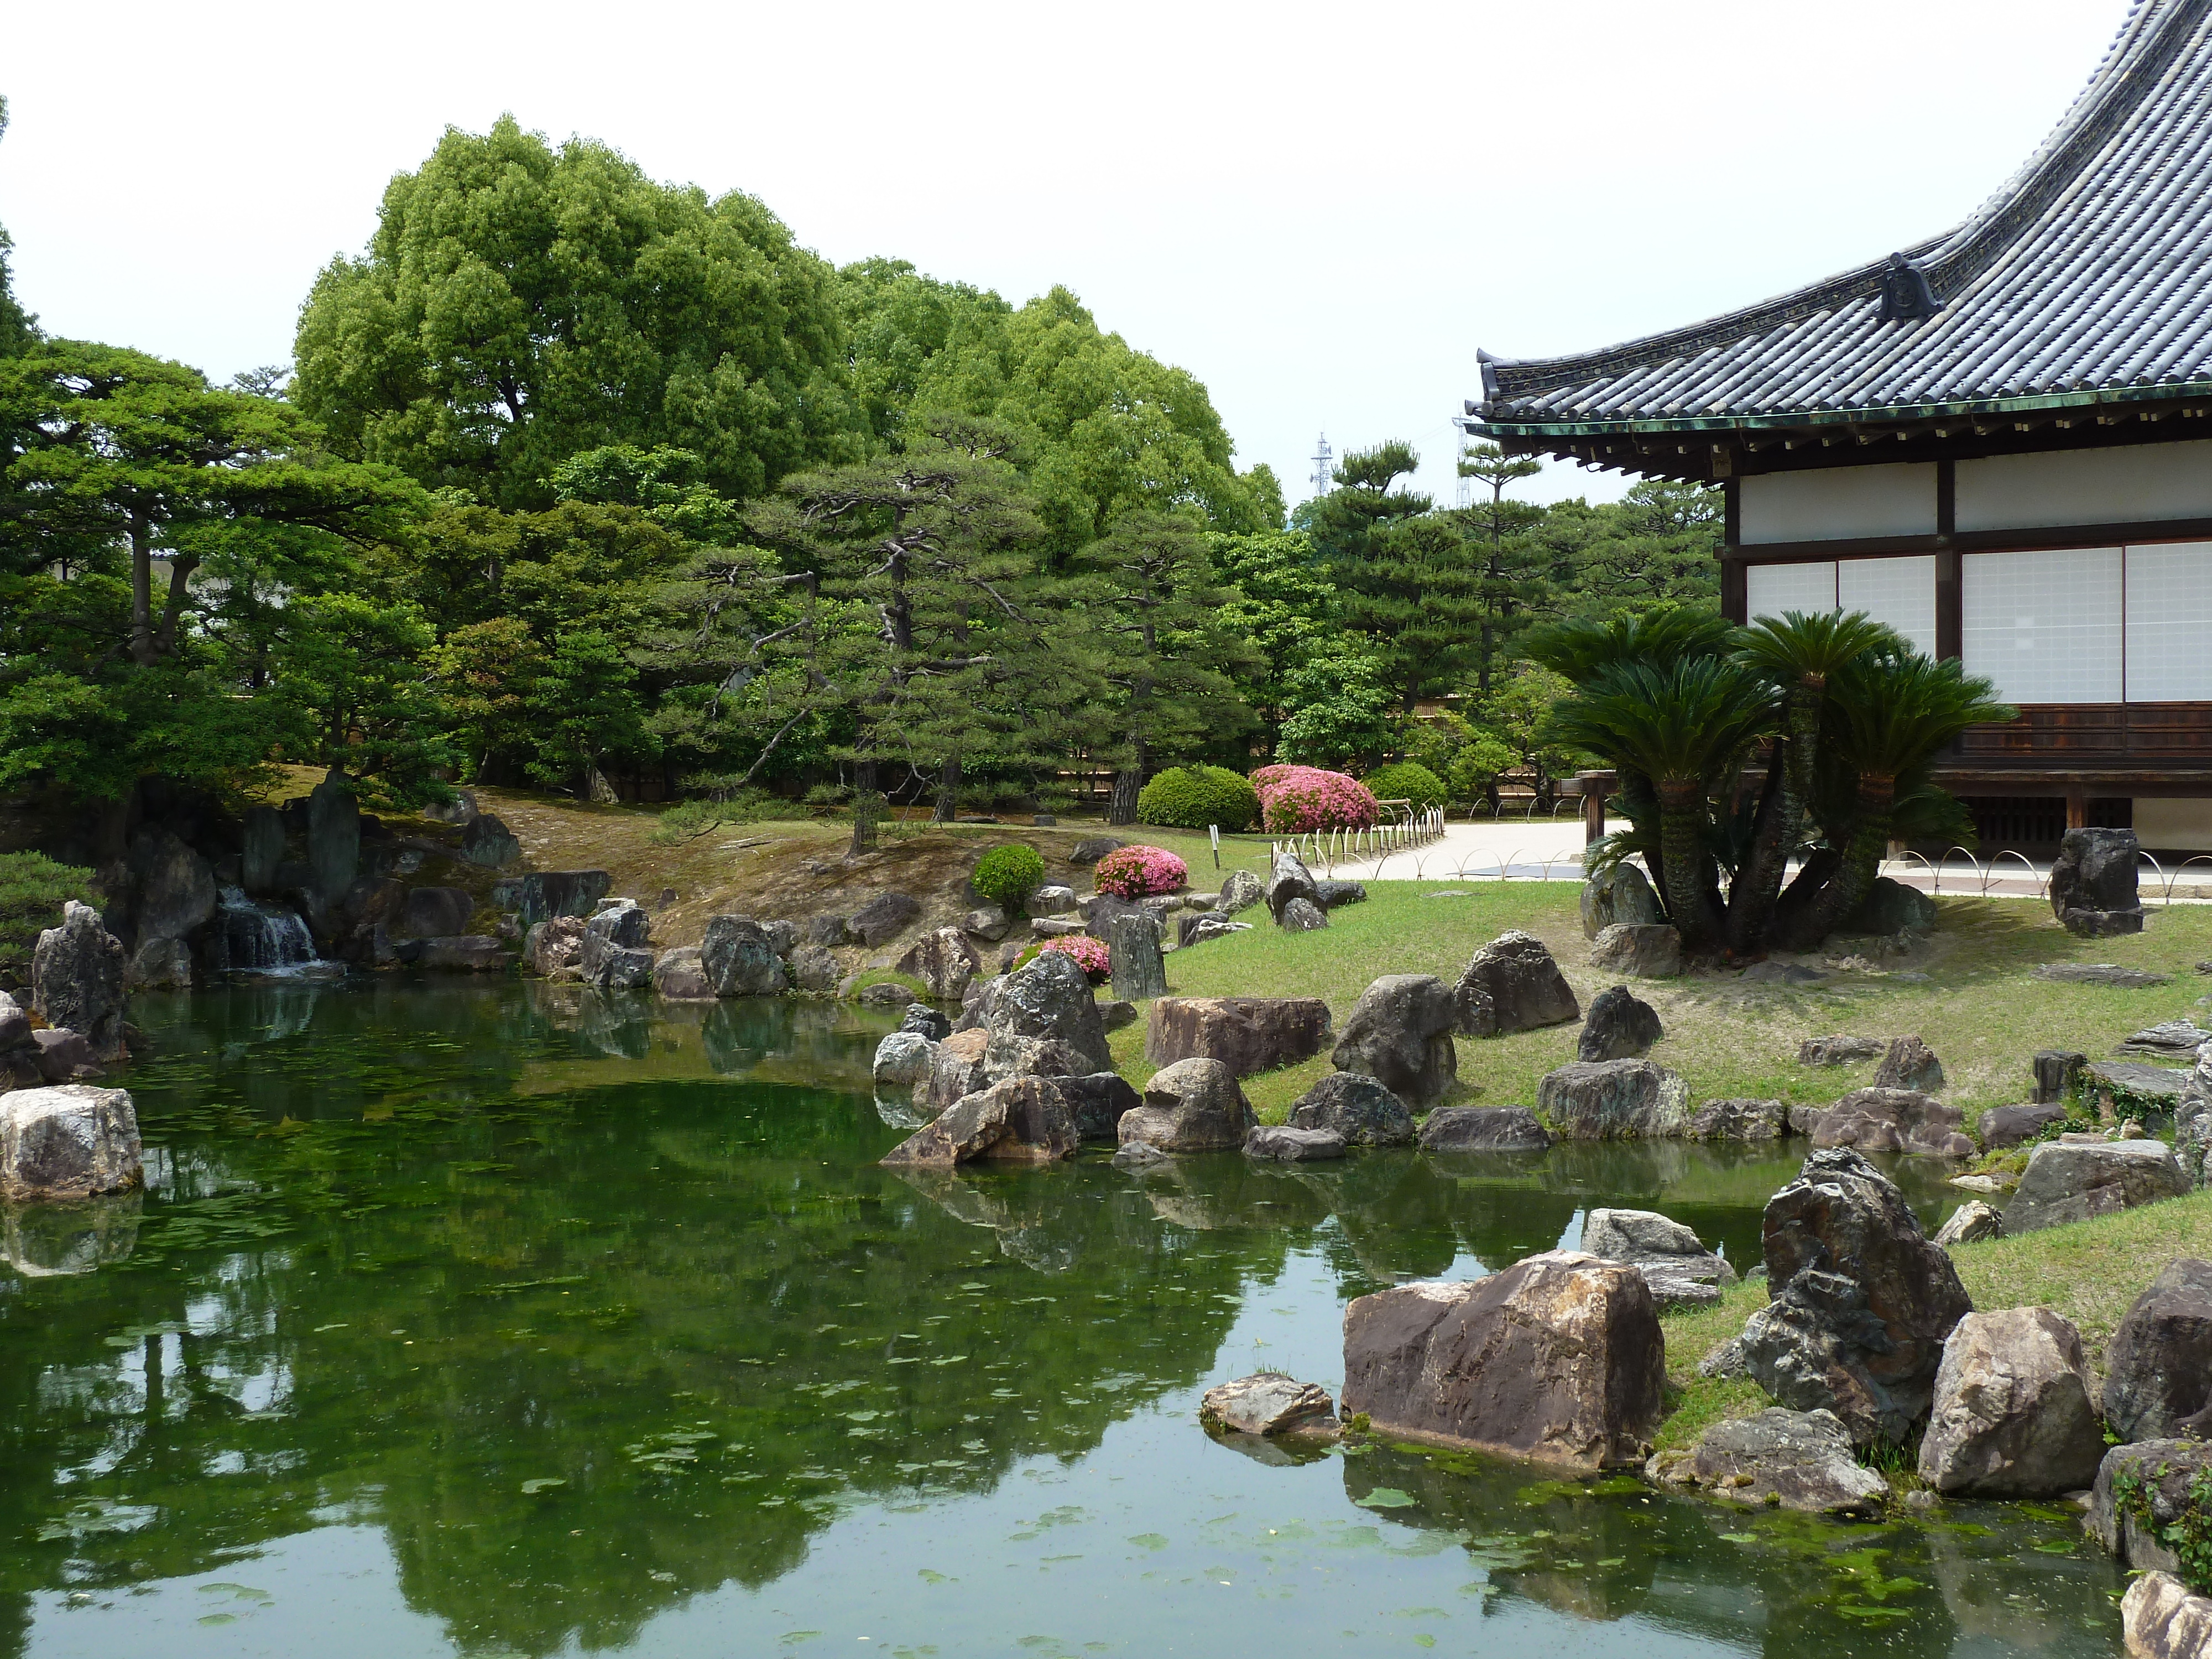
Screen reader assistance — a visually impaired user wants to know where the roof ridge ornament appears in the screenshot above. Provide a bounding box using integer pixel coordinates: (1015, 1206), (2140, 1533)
(1877, 252), (1940, 323)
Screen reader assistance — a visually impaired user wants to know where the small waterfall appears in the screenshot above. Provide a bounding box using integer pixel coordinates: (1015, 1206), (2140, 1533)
(206, 888), (331, 977)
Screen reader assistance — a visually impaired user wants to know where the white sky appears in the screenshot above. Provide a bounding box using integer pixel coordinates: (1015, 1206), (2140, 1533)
(3, 0), (2136, 513)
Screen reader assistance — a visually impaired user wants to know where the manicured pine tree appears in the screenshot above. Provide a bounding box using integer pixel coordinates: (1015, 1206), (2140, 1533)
(1455, 442), (1553, 695)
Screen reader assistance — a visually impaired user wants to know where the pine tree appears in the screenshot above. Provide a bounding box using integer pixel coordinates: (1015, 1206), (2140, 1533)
(1455, 442), (1552, 695)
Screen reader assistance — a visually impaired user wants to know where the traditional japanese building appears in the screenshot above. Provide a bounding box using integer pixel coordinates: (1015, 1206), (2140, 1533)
(1464, 0), (2212, 852)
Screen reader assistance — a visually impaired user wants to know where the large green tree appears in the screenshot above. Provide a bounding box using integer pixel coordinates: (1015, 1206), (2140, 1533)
(0, 98), (37, 358)
(293, 116), (864, 509)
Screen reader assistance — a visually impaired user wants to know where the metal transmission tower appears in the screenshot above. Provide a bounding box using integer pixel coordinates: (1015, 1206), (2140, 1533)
(1309, 432), (1334, 499)
(1454, 427), (1473, 509)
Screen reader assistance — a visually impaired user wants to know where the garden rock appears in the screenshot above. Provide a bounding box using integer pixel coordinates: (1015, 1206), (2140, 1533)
(1589, 922), (1681, 979)
(849, 892), (924, 947)
(1417, 1106), (1551, 1154)
(1056, 1072), (1143, 1142)
(787, 944), (839, 994)
(1537, 1059), (1692, 1140)
(920, 1028), (990, 1112)
(2002, 1139), (2189, 1234)
(896, 927), (982, 1001)
(1277, 896), (1328, 932)
(1107, 913), (1168, 1001)
(1116, 1058), (1255, 1152)
(1082, 894), (1147, 942)
(1031, 917), (1087, 938)
(1646, 1408), (1886, 1518)
(126, 826), (217, 950)
(2034, 1049), (2089, 1104)
(1332, 975), (1457, 1108)
(855, 982), (911, 1010)
(0, 992), (28, 1052)
(1200, 1374), (1340, 1437)
(1799, 1035), (1887, 1066)
(1, 1084), (143, 1201)
(1286, 1072), (1416, 1147)
(2034, 963), (2168, 988)
(983, 951), (1113, 1077)
(1069, 837), (1124, 865)
(414, 936), (510, 973)
(702, 916), (789, 997)
(900, 1003), (953, 1041)
(1265, 849), (1319, 922)
(1455, 931), (1579, 1039)
(1029, 885), (1078, 916)
(127, 937), (192, 990)
(1113, 1140), (1172, 1171)
(1582, 1207), (1729, 1308)
(1218, 869), (1264, 915)
(493, 870), (613, 927)
(873, 1031), (937, 1092)
(1739, 1147), (1973, 1446)
(879, 1075), (1078, 1168)
(1917, 1307), (2106, 1497)
(962, 905), (1011, 942)
(399, 886), (478, 942)
(1579, 863), (1661, 940)
(2050, 826), (2146, 936)
(1686, 1098), (1790, 1140)
(1094, 998), (1137, 1032)
(2091, 1439), (2212, 1572)
(306, 770), (361, 908)
(1576, 985), (1661, 1062)
(524, 916), (588, 978)
(1812, 1088), (1974, 1158)
(32, 902), (127, 1062)
(1182, 915), (1253, 947)
(1340, 1251), (1664, 1469)
(1150, 1000), (1336, 1079)
(1313, 879), (1367, 910)
(1244, 1125), (1347, 1162)
(461, 813), (520, 869)
(2122, 1020), (2212, 1058)
(804, 913), (852, 948)
(1843, 875), (1938, 936)
(2123, 1572), (2212, 1659)
(651, 946), (714, 1001)
(1932, 1200), (2004, 1246)
(2087, 1060), (2190, 1104)
(1873, 1035), (1945, 1093)
(241, 805), (284, 894)
(1981, 1102), (2067, 1148)
(32, 1029), (102, 1083)
(2103, 1258), (2212, 1442)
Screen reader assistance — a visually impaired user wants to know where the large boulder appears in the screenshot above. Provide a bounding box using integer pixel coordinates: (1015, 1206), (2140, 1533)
(651, 946), (714, 1001)
(0, 1085), (143, 1201)
(981, 951), (1113, 1080)
(577, 929), (653, 991)
(849, 892), (924, 947)
(1577, 985), (1662, 1062)
(1144, 997), (1332, 1076)
(0, 991), (29, 1052)
(126, 937), (193, 991)
(701, 916), (790, 997)
(493, 870), (613, 927)
(1106, 912), (1168, 1001)
(305, 769), (361, 909)
(1340, 1251), (1664, 1469)
(1313, 879), (1366, 910)
(1980, 1102), (2067, 1148)
(2123, 1573), (2212, 1659)
(1116, 1058), (1255, 1152)
(2091, 1439), (2212, 1572)
(1686, 1097), (1789, 1140)
(787, 944), (839, 994)
(2104, 1258), (2212, 1442)
(1917, 1307), (2106, 1497)
(587, 898), (652, 948)
(1243, 1125), (1348, 1162)
(1331, 975), (1457, 1108)
(1811, 1088), (1974, 1158)
(126, 825), (217, 949)
(524, 915), (588, 979)
(1582, 1207), (1730, 1308)
(919, 1027), (990, 1113)
(1055, 1072), (1143, 1142)
(1068, 836), (1124, 865)
(1285, 1072), (1416, 1147)
(1417, 1105), (1551, 1154)
(1579, 863), (1661, 940)
(962, 905), (1011, 942)
(460, 813), (520, 869)
(1454, 931), (1579, 1039)
(1739, 1147), (1973, 1446)
(32, 902), (127, 1062)
(1589, 923), (1681, 979)
(1200, 1374), (1340, 1437)
(2002, 1138), (2189, 1234)
(1217, 869), (1264, 916)
(395, 886), (476, 941)
(873, 1031), (937, 1092)
(896, 927), (982, 1001)
(2034, 1048), (2089, 1103)
(1843, 875), (1938, 936)
(1264, 849), (1320, 923)
(2050, 826), (2146, 936)
(1872, 1035), (1945, 1093)
(900, 1003), (953, 1041)
(241, 804), (285, 894)
(1537, 1059), (1691, 1140)
(1646, 1408), (1887, 1517)
(32, 1029), (102, 1084)
(879, 1076), (1078, 1168)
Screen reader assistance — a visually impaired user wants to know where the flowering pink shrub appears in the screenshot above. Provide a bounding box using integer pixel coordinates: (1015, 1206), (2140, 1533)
(1040, 934), (1112, 983)
(1093, 844), (1188, 898)
(1255, 766), (1379, 833)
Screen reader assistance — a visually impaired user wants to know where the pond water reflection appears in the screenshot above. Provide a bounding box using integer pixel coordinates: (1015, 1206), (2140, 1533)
(0, 985), (2122, 1657)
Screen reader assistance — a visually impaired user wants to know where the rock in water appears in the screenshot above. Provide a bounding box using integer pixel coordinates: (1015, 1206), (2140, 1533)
(1264, 849), (1320, 922)
(2002, 1139), (2189, 1234)
(1685, 1097), (1789, 1140)
(1455, 931), (1580, 1038)
(1577, 985), (1662, 1062)
(651, 946), (714, 1001)
(1917, 1307), (2106, 1496)
(577, 930), (653, 991)
(1811, 1087), (1974, 1157)
(2103, 1258), (2212, 1442)
(1579, 864), (1661, 940)
(919, 1028), (990, 1112)
(982, 952), (1113, 1079)
(1582, 1207), (1730, 1308)
(1107, 913), (1168, 1001)
(1872, 1034), (1945, 1093)
(900, 1003), (953, 1041)
(1739, 1147), (1973, 1447)
(848, 892), (923, 947)
(873, 1032), (937, 1092)
(1200, 1374), (1340, 1437)
(1145, 997), (1332, 1076)
(879, 1076), (1077, 1168)
(1340, 1251), (1664, 1470)
(1589, 923), (1682, 979)
(1646, 1408), (1886, 1517)
(1116, 1058), (1255, 1152)
(1243, 1125), (1347, 1162)
(1417, 1106), (1551, 1153)
(2091, 1440), (2212, 1572)
(1277, 896), (1328, 932)
(127, 937), (192, 990)
(1979, 1102), (2067, 1148)
(1055, 1072), (1143, 1142)
(33, 1029), (102, 1083)
(1798, 1035), (1887, 1066)
(2122, 1572), (2212, 1659)
(525, 916), (589, 979)
(896, 927), (982, 1000)
(787, 945), (839, 994)
(1932, 1200), (2004, 1246)
(2050, 826), (2146, 936)
(1286, 1072), (1416, 1146)
(1537, 1059), (1692, 1139)
(1217, 869), (1264, 915)
(701, 916), (790, 997)
(0, 1085), (144, 1201)
(1332, 975), (1457, 1108)
(32, 902), (127, 1062)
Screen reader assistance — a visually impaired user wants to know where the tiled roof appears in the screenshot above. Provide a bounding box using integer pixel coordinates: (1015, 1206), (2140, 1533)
(1475, 0), (2212, 432)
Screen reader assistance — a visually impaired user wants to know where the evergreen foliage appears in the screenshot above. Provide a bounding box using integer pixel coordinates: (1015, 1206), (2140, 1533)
(1135, 765), (1260, 832)
(1358, 761), (1448, 811)
(971, 844), (1045, 909)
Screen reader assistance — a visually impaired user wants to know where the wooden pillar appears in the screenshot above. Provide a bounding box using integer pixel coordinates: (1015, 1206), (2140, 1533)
(1579, 773), (1609, 845)
(2065, 787), (2089, 831)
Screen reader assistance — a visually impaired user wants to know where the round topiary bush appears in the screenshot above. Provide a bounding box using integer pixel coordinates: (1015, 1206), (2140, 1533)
(1252, 765), (1379, 833)
(972, 843), (1046, 910)
(1136, 765), (1261, 832)
(1360, 761), (1448, 811)
(1093, 844), (1188, 898)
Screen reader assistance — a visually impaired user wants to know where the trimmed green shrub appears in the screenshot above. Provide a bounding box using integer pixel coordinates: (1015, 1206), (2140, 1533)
(0, 852), (98, 989)
(1135, 765), (1260, 832)
(1360, 761), (1449, 812)
(972, 843), (1046, 909)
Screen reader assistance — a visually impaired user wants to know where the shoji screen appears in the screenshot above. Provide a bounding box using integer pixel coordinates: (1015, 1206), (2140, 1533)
(1961, 547), (2122, 703)
(1838, 554), (1938, 658)
(1745, 561), (1836, 622)
(2124, 542), (2212, 701)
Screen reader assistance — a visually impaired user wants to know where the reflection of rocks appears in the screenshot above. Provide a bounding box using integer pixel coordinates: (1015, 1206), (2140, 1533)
(1647, 1407), (1885, 1517)
(2, 1191), (142, 1275)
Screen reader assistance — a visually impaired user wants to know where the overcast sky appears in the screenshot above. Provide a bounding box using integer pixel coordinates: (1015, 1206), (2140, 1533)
(4, 1), (2136, 512)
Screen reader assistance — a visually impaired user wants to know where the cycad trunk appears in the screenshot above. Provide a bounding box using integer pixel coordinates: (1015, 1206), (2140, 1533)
(1776, 776), (1893, 948)
(1722, 749), (1798, 957)
(1658, 779), (1721, 952)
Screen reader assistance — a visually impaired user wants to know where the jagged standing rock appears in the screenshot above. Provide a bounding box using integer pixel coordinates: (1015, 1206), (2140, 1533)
(1455, 931), (1579, 1039)
(306, 769), (361, 912)
(588, 898), (652, 948)
(1332, 975), (1456, 1108)
(1917, 1307), (2106, 1497)
(896, 927), (982, 1001)
(2034, 1048), (2088, 1104)
(900, 1003), (953, 1041)
(1107, 913), (1168, 1001)
(461, 813), (520, 869)
(125, 825), (217, 952)
(1577, 985), (1662, 1062)
(1873, 1035), (1945, 1093)
(1265, 850), (1320, 922)
(1589, 923), (1682, 979)
(525, 916), (589, 979)
(1537, 1059), (1692, 1139)
(1217, 869), (1264, 915)
(787, 944), (840, 994)
(0, 1084), (143, 1201)
(701, 916), (789, 997)
(982, 951), (1113, 1078)
(2102, 1258), (2212, 1442)
(32, 902), (127, 1063)
(1116, 1058), (1255, 1152)
(2050, 826), (2146, 936)
(873, 1032), (937, 1092)
(1646, 1408), (1886, 1517)
(577, 931), (651, 989)
(919, 1029), (990, 1112)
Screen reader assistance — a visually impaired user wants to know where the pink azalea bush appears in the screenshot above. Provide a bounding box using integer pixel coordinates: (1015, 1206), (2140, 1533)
(1253, 765), (1379, 833)
(1040, 933), (1112, 983)
(1093, 844), (1188, 898)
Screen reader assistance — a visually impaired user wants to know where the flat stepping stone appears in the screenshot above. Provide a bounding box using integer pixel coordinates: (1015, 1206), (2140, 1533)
(2035, 963), (2171, 988)
(2116, 1020), (2212, 1057)
(2083, 1061), (2190, 1102)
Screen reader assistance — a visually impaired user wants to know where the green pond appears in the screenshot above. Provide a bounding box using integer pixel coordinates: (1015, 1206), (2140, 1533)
(0, 984), (2126, 1658)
